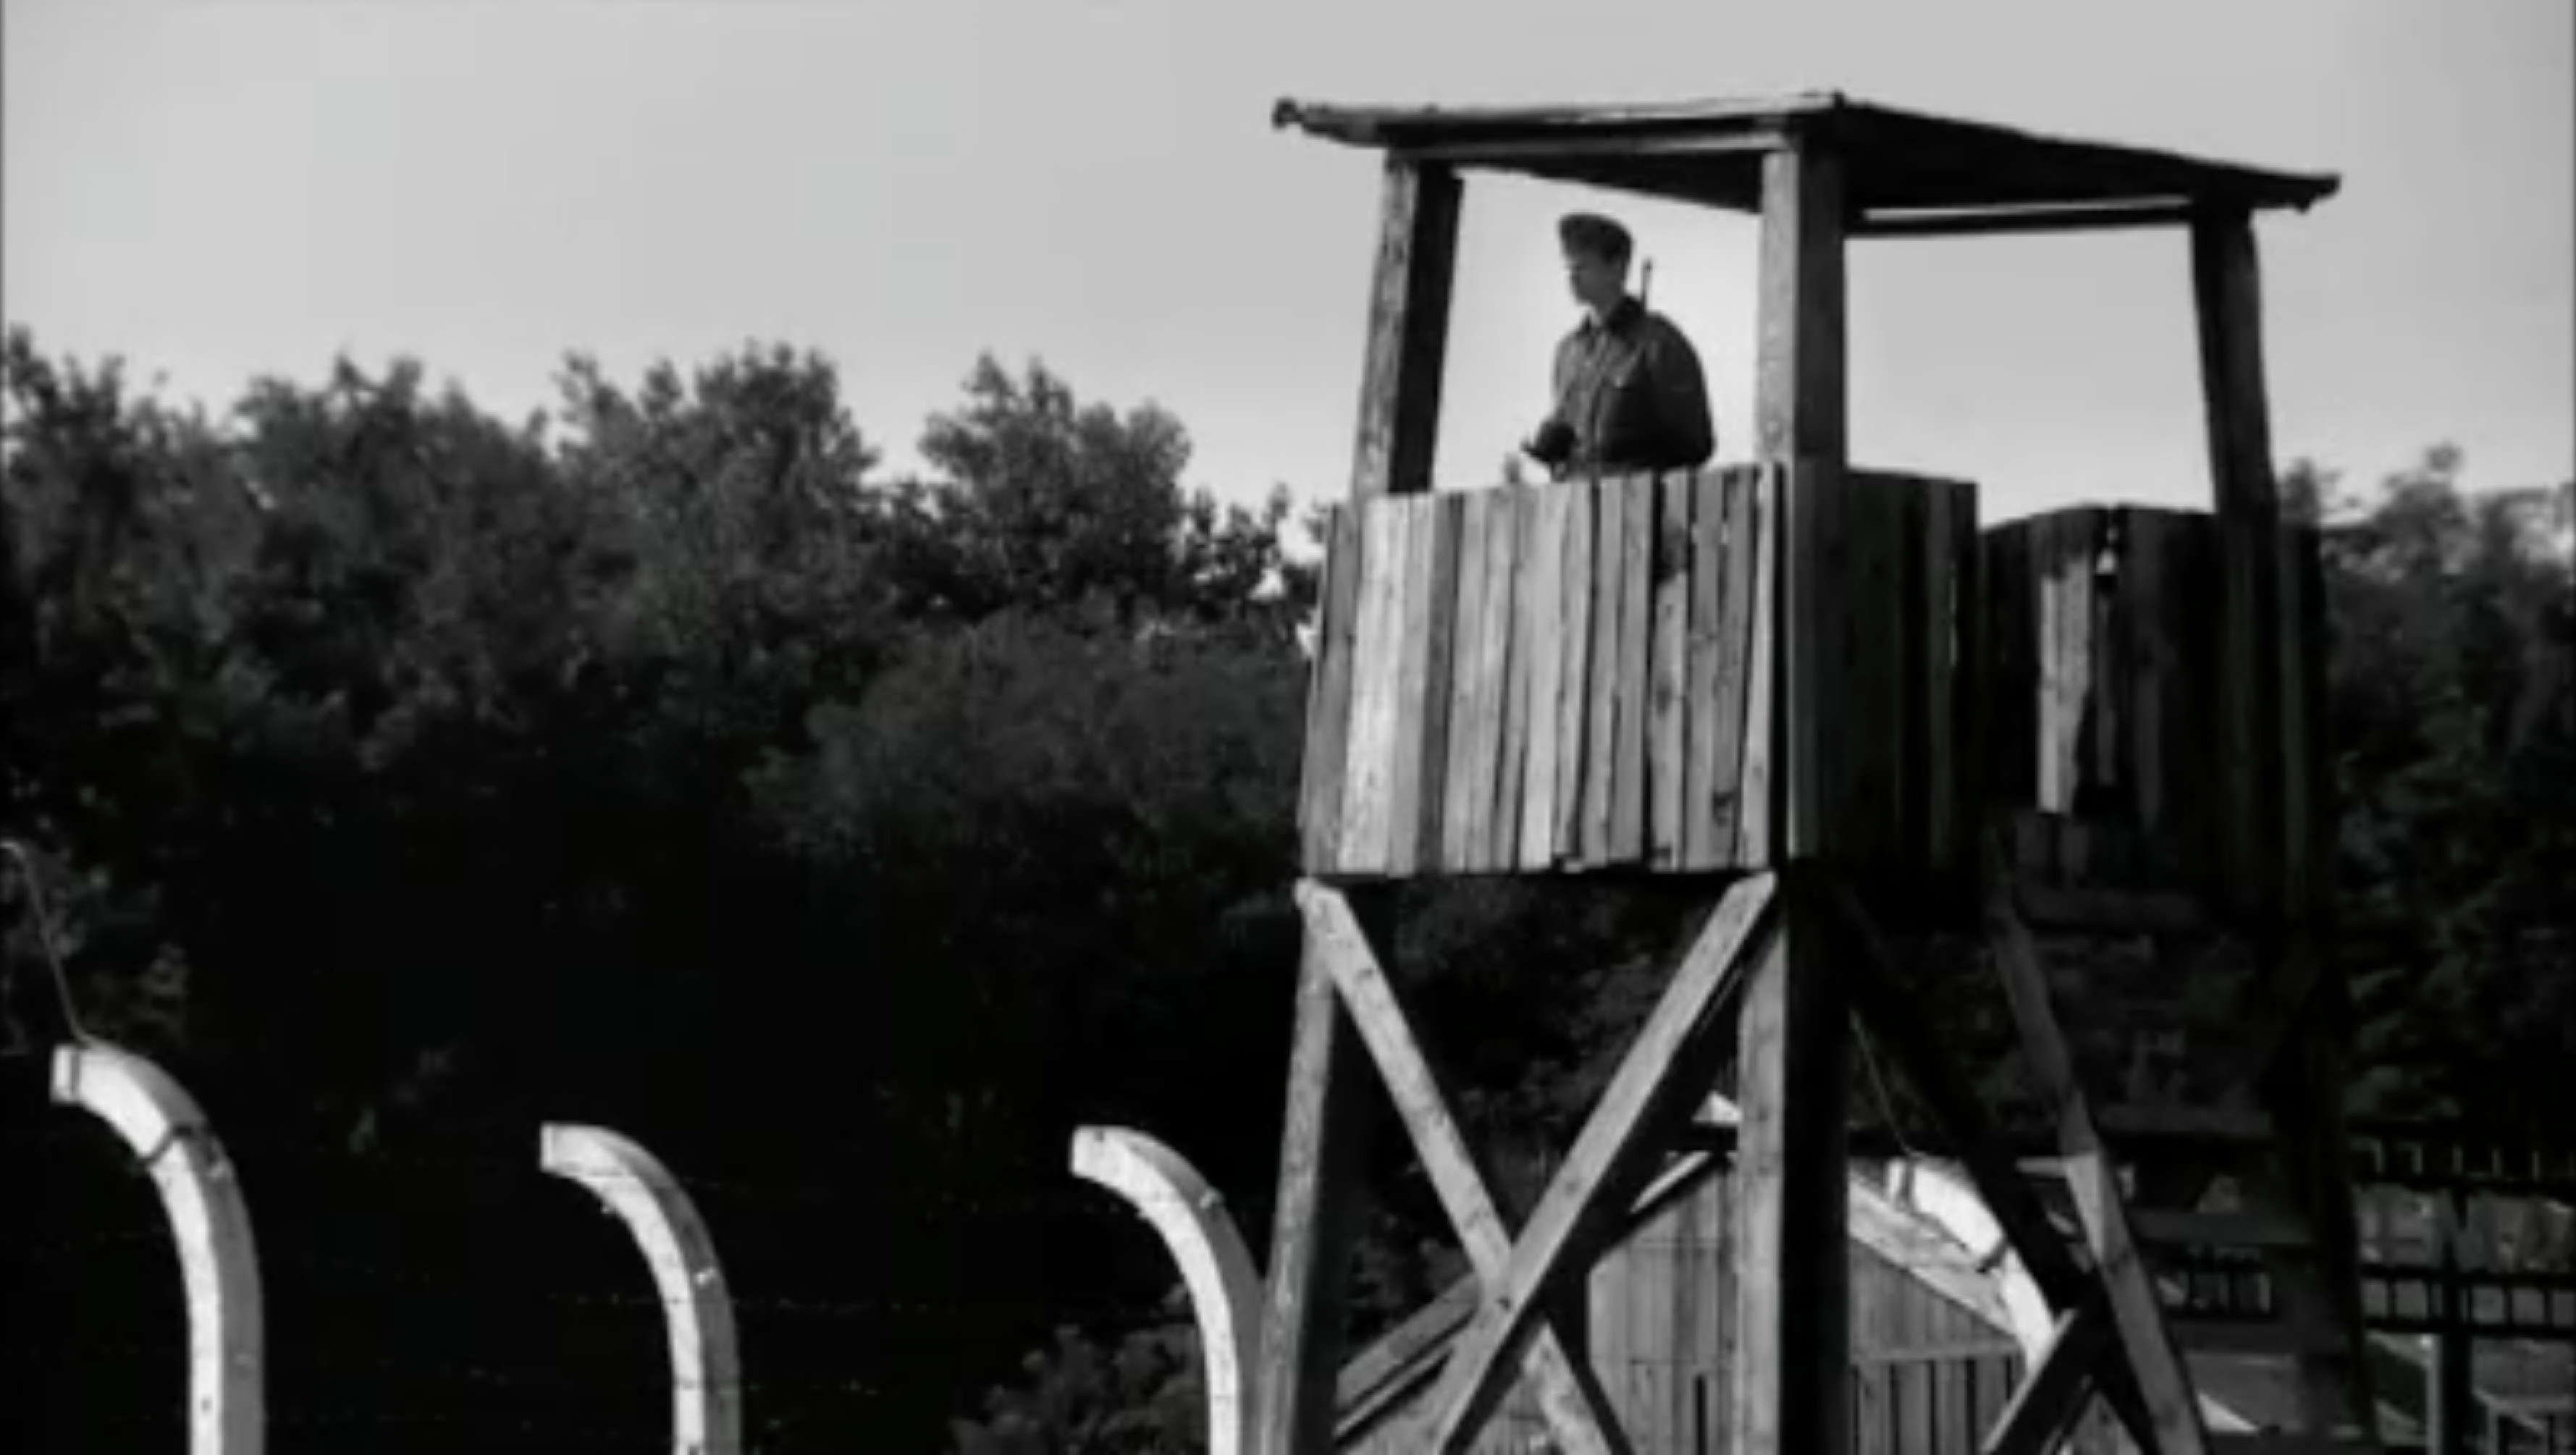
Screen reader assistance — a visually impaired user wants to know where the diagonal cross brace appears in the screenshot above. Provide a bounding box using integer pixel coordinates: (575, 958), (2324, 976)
(1979, 928), (2346, 1455)
(1296, 881), (1636, 1455)
(1299, 874), (1782, 1455)
(1818, 876), (2160, 1455)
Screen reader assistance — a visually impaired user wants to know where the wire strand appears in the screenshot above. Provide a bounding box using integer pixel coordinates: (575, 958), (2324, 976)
(1, 837), (95, 1046)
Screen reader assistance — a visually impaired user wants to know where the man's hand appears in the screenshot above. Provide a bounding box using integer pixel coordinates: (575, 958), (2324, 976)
(1523, 418), (1575, 468)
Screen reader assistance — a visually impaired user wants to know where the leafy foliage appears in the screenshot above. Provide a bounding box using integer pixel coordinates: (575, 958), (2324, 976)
(4, 318), (2569, 1451)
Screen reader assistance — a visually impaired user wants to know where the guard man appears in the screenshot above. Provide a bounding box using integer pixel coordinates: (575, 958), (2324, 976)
(1522, 212), (1715, 481)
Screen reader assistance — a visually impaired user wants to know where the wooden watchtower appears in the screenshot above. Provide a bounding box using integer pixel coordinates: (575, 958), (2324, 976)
(1259, 93), (2378, 1455)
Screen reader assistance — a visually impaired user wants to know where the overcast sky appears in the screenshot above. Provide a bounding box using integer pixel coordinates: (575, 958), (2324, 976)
(7, 0), (2569, 523)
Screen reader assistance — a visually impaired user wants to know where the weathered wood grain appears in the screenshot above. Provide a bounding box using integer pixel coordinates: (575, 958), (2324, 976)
(1583, 476), (1626, 865)
(1982, 840), (2213, 1455)
(1337, 503), (1406, 873)
(1680, 470), (1728, 869)
(1554, 479), (1597, 864)
(1386, 497), (1434, 875)
(1411, 496), (1465, 874)
(1704, 468), (1759, 869)
(1650, 472), (1691, 867)
(1518, 484), (1569, 870)
(1441, 492), (1493, 870)
(1488, 487), (1535, 871)
(1299, 505), (1363, 871)
(1727, 890), (1847, 1455)
(1465, 490), (1518, 871)
(1422, 874), (1780, 1452)
(1350, 161), (1460, 502)
(1610, 473), (1655, 862)
(1735, 464), (1780, 868)
(1298, 883), (1636, 1455)
(1252, 918), (1378, 1455)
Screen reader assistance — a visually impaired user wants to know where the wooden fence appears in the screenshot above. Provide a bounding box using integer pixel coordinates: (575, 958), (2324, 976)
(1299, 463), (1977, 880)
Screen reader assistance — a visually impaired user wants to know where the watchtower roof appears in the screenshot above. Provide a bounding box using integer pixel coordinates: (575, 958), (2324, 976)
(1271, 92), (2339, 228)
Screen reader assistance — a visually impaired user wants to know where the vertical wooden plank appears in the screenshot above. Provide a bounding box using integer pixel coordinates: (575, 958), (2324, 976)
(1650, 471), (1693, 867)
(1949, 482), (1983, 879)
(1386, 498), (1434, 876)
(1583, 475), (1626, 864)
(1518, 484), (1569, 870)
(1853, 1364), (1886, 1455)
(1554, 480), (1597, 864)
(1465, 492), (1518, 872)
(1338, 503), (1405, 874)
(1781, 452), (1831, 862)
(2192, 209), (2283, 916)
(1977, 522), (2035, 824)
(1612, 473), (1655, 863)
(1756, 141), (1848, 873)
(1838, 470), (1903, 866)
(2087, 515), (2123, 817)
(1727, 905), (1849, 1455)
(1413, 495), (1465, 874)
(1299, 505), (1363, 872)
(2123, 510), (2171, 860)
(1734, 465), (1780, 868)
(1946, 1359), (1977, 1455)
(1680, 470), (1728, 868)
(1701, 469), (1758, 867)
(1251, 920), (1379, 1455)
(2036, 514), (2085, 816)
(1350, 160), (1461, 501)
(1443, 492), (1494, 871)
(2170, 516), (2224, 893)
(1490, 487), (1537, 870)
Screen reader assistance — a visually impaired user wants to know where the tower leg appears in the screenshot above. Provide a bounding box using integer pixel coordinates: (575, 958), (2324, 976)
(1252, 918), (1378, 1455)
(1727, 882), (1849, 1455)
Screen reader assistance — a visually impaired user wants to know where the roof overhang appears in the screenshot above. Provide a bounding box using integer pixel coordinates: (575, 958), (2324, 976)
(1273, 93), (2340, 237)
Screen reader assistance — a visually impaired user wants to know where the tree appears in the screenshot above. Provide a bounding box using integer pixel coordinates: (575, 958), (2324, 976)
(880, 354), (1311, 637)
(2307, 447), (2576, 1128)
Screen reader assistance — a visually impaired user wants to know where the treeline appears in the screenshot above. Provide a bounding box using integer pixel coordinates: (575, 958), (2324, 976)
(2, 323), (2569, 1451)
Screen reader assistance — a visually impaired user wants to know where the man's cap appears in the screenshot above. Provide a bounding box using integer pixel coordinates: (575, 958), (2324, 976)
(1557, 212), (1633, 261)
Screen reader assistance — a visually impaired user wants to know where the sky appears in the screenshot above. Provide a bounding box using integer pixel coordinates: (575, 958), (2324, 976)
(5, 0), (2569, 525)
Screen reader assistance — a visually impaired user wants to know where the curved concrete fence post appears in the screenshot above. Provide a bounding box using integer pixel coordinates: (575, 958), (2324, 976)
(539, 1125), (741, 1455)
(1069, 1126), (1262, 1455)
(51, 1042), (266, 1455)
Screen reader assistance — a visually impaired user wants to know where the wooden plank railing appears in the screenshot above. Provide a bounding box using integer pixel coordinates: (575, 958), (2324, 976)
(1300, 463), (1976, 880)
(1978, 505), (2330, 916)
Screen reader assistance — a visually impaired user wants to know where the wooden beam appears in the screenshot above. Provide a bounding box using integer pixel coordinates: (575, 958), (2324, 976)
(1982, 842), (2213, 1455)
(1252, 918), (1381, 1455)
(2190, 210), (2278, 524)
(1754, 146), (1848, 864)
(1728, 876), (1851, 1455)
(2192, 208), (2284, 916)
(1982, 1302), (2117, 1455)
(1420, 875), (1782, 1453)
(1817, 882), (2092, 1310)
(1392, 130), (1784, 167)
(1754, 144), (1847, 468)
(1295, 883), (1634, 1455)
(1853, 201), (2197, 238)
(1351, 159), (1462, 501)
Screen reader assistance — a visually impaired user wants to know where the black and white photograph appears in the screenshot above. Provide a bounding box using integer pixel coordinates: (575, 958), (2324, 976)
(4, 2), (2569, 1451)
